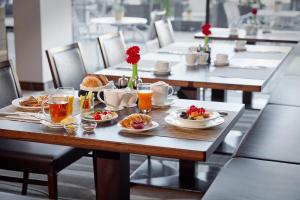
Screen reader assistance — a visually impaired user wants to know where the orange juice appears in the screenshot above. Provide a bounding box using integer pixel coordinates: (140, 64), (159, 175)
(138, 90), (152, 113)
(67, 96), (74, 115)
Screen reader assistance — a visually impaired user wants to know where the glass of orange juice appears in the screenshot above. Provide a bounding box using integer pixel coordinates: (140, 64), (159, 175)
(57, 87), (74, 116)
(137, 83), (152, 113)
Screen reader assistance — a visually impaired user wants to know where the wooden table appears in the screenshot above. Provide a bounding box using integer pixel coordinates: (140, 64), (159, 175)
(194, 27), (300, 44)
(0, 99), (244, 200)
(95, 42), (292, 107)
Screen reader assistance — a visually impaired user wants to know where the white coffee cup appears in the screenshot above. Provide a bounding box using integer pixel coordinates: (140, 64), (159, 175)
(155, 61), (170, 72)
(150, 81), (174, 106)
(235, 40), (246, 50)
(198, 52), (209, 65)
(229, 27), (238, 36)
(185, 53), (197, 66)
(188, 46), (198, 53)
(121, 89), (138, 107)
(215, 54), (229, 64)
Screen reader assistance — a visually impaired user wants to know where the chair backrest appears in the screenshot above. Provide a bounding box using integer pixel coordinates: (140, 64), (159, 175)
(97, 32), (127, 68)
(223, 1), (241, 27)
(46, 43), (87, 90)
(0, 60), (22, 108)
(154, 19), (175, 48)
(147, 10), (166, 40)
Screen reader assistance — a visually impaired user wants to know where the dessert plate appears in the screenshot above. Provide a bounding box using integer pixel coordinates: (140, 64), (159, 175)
(118, 121), (159, 133)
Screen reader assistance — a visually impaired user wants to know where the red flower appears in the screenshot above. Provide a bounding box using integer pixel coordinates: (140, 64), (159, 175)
(126, 46), (140, 55)
(126, 54), (140, 64)
(202, 23), (211, 36)
(251, 8), (257, 15)
(126, 46), (141, 64)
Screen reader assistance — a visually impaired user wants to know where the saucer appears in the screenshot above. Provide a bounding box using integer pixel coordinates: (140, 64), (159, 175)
(198, 62), (209, 66)
(186, 63), (197, 67)
(124, 103), (137, 108)
(152, 99), (174, 109)
(104, 106), (124, 111)
(214, 60), (229, 67)
(234, 47), (247, 52)
(153, 70), (171, 76)
(41, 120), (64, 129)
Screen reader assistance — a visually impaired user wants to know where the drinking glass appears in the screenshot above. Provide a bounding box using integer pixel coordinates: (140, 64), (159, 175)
(42, 92), (69, 124)
(57, 87), (74, 116)
(137, 83), (152, 113)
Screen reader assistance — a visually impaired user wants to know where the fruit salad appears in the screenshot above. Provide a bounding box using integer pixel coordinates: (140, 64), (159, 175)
(180, 105), (210, 120)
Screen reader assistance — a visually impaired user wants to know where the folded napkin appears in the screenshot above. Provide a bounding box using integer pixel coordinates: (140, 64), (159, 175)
(0, 112), (41, 123)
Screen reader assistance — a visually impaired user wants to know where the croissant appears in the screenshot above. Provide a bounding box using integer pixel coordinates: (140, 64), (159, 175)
(120, 114), (152, 128)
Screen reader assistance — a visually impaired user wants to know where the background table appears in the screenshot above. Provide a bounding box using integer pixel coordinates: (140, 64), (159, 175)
(194, 27), (300, 44)
(96, 42), (291, 107)
(0, 99), (244, 200)
(91, 17), (147, 31)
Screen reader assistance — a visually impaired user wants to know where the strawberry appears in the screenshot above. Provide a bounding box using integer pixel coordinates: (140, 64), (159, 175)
(94, 114), (101, 120)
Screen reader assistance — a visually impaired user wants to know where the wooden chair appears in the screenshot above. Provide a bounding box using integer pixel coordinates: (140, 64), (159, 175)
(0, 60), (89, 199)
(97, 31), (127, 68)
(154, 19), (175, 48)
(46, 43), (87, 90)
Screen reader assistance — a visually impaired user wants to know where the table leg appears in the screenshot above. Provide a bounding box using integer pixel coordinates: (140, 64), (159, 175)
(93, 150), (130, 200)
(211, 89), (227, 102)
(242, 91), (253, 109)
(177, 87), (200, 100)
(179, 160), (196, 189)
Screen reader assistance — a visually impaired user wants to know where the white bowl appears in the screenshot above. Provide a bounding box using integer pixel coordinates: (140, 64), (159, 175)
(171, 109), (220, 126)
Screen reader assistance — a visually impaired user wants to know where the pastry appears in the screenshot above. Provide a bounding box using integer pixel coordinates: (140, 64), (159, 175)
(120, 114), (152, 128)
(98, 74), (109, 85)
(82, 75), (103, 87)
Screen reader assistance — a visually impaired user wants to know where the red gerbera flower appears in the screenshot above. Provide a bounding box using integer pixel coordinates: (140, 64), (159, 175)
(126, 46), (141, 64)
(126, 46), (140, 55)
(126, 54), (140, 64)
(202, 23), (211, 36)
(251, 8), (257, 15)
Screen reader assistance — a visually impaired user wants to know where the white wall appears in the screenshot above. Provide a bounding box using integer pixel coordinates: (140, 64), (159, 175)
(13, 0), (72, 84)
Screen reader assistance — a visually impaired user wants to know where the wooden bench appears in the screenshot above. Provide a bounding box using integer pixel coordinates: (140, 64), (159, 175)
(202, 158), (300, 200)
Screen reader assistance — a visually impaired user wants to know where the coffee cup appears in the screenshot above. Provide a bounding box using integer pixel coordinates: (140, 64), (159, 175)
(150, 81), (174, 106)
(121, 89), (138, 107)
(229, 27), (238, 36)
(235, 40), (246, 50)
(185, 53), (197, 66)
(198, 52), (209, 65)
(188, 46), (198, 53)
(155, 61), (170, 72)
(215, 54), (229, 64)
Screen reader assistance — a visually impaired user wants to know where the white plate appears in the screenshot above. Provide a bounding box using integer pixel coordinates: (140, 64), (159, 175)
(171, 109), (220, 124)
(41, 120), (64, 129)
(165, 115), (224, 129)
(104, 106), (124, 112)
(12, 97), (46, 110)
(153, 70), (171, 76)
(214, 61), (229, 67)
(118, 121), (159, 133)
(82, 111), (118, 123)
(152, 99), (174, 108)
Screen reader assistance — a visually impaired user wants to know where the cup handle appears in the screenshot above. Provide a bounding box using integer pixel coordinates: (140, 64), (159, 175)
(97, 89), (106, 104)
(167, 86), (174, 97)
(42, 99), (50, 121)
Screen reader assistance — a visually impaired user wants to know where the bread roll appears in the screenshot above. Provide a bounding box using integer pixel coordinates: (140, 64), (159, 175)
(82, 76), (103, 87)
(98, 74), (109, 85)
